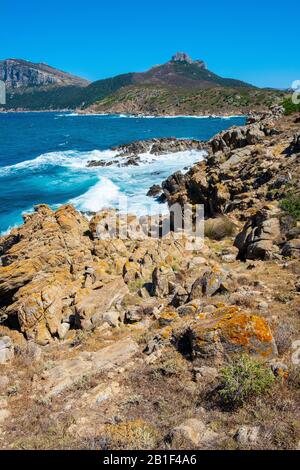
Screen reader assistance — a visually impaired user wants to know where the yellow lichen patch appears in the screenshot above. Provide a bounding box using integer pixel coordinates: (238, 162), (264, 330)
(215, 302), (226, 309)
(158, 308), (179, 327)
(160, 325), (173, 340)
(104, 419), (157, 450)
(164, 254), (174, 265)
(113, 257), (127, 275)
(196, 312), (207, 320)
(213, 305), (241, 318)
(97, 260), (110, 271)
(272, 143), (286, 157)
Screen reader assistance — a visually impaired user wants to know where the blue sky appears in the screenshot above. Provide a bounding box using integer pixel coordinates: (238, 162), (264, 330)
(1, 0), (299, 88)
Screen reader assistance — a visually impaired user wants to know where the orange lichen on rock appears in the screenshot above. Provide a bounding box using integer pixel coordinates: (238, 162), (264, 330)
(188, 305), (277, 360)
(158, 308), (179, 327)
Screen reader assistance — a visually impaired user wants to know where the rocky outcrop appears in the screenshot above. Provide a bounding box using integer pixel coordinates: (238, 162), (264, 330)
(0, 204), (94, 344)
(74, 278), (129, 330)
(0, 204), (199, 343)
(87, 138), (205, 168)
(42, 337), (139, 397)
(208, 123), (266, 154)
(171, 52), (206, 69)
(161, 110), (299, 218)
(234, 208), (282, 260)
(1, 111), (300, 451)
(0, 59), (89, 89)
(186, 306), (277, 360)
(170, 418), (220, 447)
(281, 238), (300, 258)
(189, 268), (228, 299)
(152, 265), (177, 297)
(147, 184), (163, 197)
(235, 207), (300, 261)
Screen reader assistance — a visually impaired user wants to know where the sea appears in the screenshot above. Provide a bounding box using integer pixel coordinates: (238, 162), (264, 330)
(0, 112), (245, 234)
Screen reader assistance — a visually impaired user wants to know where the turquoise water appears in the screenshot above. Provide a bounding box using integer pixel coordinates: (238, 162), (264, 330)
(0, 112), (245, 234)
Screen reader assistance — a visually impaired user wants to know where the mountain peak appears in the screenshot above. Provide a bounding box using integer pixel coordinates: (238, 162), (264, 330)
(170, 52), (206, 69)
(171, 52), (193, 63)
(0, 58), (90, 89)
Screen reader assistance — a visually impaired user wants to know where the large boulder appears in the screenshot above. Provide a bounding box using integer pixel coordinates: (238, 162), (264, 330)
(189, 268), (228, 299)
(281, 239), (300, 258)
(245, 126), (266, 145)
(152, 265), (176, 297)
(75, 278), (129, 330)
(234, 208), (282, 260)
(209, 124), (265, 154)
(42, 337), (139, 397)
(170, 418), (220, 448)
(186, 306), (277, 360)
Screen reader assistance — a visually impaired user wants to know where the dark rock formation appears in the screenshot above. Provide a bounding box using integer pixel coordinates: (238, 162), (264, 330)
(147, 184), (163, 197)
(171, 52), (206, 69)
(86, 138), (205, 168)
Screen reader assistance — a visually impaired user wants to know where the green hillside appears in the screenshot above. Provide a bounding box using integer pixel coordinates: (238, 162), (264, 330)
(4, 73), (135, 110)
(87, 84), (286, 116)
(0, 53), (286, 114)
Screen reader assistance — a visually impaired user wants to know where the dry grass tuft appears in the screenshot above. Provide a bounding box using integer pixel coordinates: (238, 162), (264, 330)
(205, 217), (237, 240)
(104, 419), (158, 450)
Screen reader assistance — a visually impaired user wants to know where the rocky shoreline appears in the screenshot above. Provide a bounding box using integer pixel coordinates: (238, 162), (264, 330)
(86, 137), (205, 167)
(0, 104), (300, 450)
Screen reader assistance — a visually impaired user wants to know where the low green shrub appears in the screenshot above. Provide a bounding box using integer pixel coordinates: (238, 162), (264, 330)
(282, 98), (300, 115)
(218, 354), (275, 407)
(150, 350), (188, 378)
(280, 194), (300, 221)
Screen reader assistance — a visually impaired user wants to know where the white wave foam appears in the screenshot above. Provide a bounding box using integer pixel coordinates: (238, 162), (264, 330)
(0, 146), (207, 176)
(0, 149), (119, 175)
(0, 225), (18, 236)
(56, 113), (79, 117)
(80, 113), (245, 119)
(69, 177), (121, 212)
(67, 149), (206, 215)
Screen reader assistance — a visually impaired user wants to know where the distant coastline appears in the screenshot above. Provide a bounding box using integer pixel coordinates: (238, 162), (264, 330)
(0, 109), (246, 118)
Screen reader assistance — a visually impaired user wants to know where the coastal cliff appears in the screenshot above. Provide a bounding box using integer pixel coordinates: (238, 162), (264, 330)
(0, 106), (300, 450)
(0, 59), (89, 89)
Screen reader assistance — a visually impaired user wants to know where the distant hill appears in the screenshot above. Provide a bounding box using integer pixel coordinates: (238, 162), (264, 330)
(4, 73), (135, 110)
(0, 53), (286, 114)
(0, 58), (89, 89)
(87, 84), (286, 116)
(131, 52), (253, 90)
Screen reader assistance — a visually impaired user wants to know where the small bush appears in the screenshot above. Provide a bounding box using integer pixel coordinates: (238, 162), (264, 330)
(218, 355), (275, 407)
(275, 323), (295, 355)
(204, 217), (236, 240)
(280, 194), (300, 221)
(150, 350), (188, 378)
(104, 419), (157, 450)
(288, 367), (300, 390)
(282, 98), (300, 115)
